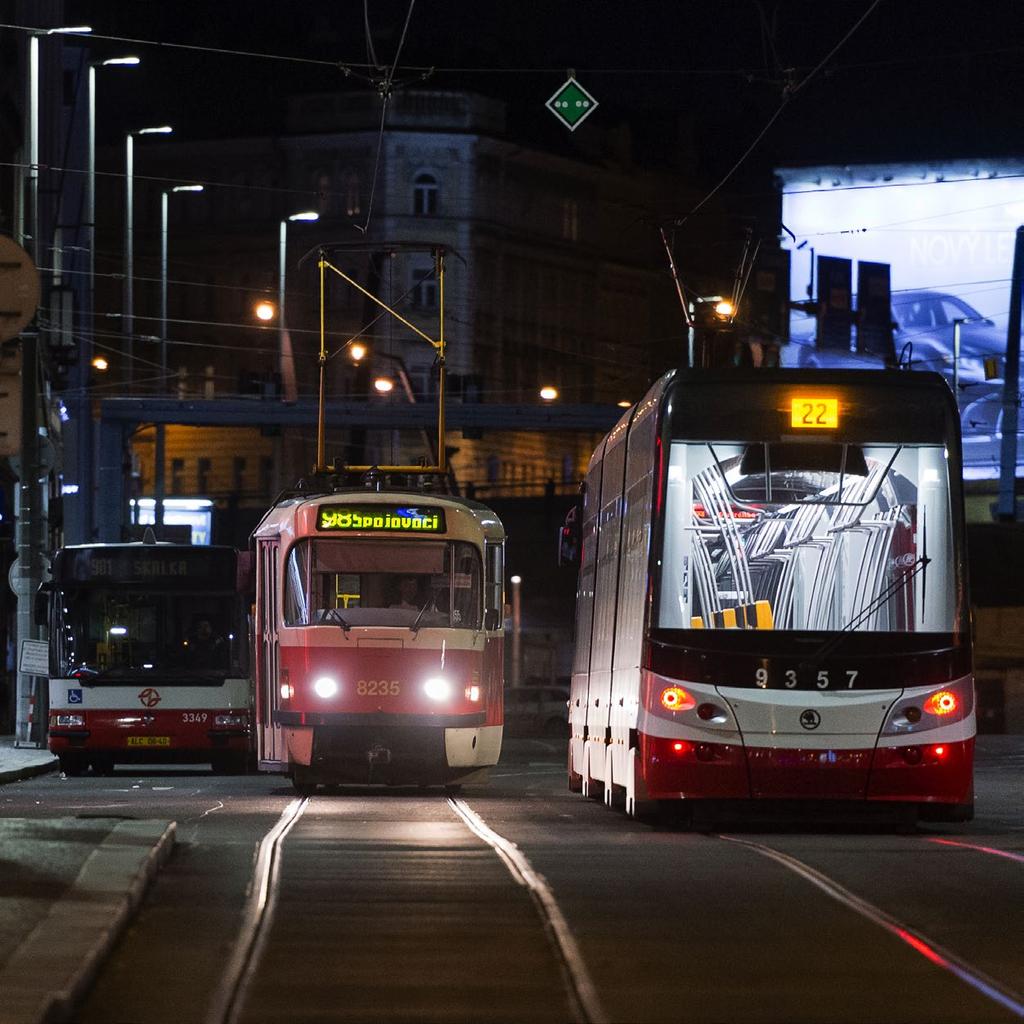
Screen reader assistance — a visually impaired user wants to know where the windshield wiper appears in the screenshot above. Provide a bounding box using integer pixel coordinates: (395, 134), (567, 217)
(798, 555), (931, 676)
(409, 600), (433, 636)
(322, 608), (350, 634)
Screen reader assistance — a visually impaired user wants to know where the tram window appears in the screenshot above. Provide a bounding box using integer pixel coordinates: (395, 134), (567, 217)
(283, 539), (482, 629)
(657, 441), (956, 634)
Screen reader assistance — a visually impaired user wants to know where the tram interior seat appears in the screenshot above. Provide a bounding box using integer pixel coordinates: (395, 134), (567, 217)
(690, 600), (774, 630)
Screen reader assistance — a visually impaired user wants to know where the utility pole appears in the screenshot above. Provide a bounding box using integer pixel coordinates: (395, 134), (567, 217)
(13, 33), (48, 746)
(997, 225), (1024, 522)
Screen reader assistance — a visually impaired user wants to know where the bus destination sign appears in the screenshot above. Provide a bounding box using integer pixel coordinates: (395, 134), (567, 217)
(317, 505), (447, 534)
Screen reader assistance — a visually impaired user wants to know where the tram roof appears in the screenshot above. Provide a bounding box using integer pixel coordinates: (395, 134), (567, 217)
(252, 489), (505, 544)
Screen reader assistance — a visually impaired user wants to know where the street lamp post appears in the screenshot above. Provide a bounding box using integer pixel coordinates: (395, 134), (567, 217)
(124, 125), (172, 391)
(83, 56), (138, 543)
(154, 185), (203, 530)
(279, 211), (318, 402)
(15, 25), (91, 747)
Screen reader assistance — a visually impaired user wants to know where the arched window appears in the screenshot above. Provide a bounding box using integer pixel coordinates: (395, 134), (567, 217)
(413, 173), (438, 215)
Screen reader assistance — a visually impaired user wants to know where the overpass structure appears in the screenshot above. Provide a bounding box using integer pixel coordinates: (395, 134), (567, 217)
(95, 397), (624, 541)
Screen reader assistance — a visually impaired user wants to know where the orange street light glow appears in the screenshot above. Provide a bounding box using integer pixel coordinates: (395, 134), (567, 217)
(254, 300), (276, 322)
(540, 386), (558, 401)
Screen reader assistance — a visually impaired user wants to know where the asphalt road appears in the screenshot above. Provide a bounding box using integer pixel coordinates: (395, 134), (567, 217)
(2, 737), (1022, 1024)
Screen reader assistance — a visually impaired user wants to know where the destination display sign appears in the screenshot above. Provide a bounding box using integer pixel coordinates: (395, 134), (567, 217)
(53, 547), (237, 587)
(316, 504), (447, 534)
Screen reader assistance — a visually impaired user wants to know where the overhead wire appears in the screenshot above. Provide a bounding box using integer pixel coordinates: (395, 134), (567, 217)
(674, 0), (885, 227)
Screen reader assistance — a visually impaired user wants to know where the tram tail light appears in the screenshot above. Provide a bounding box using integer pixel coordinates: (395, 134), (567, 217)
(923, 691), (959, 716)
(671, 741), (689, 755)
(660, 686), (696, 712)
(465, 685), (481, 702)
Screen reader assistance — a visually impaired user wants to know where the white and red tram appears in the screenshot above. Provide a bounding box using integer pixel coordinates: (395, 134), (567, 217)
(570, 368), (975, 821)
(252, 489), (506, 792)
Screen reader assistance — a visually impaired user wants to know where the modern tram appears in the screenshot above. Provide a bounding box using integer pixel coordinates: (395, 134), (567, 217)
(43, 541), (251, 774)
(569, 368), (975, 821)
(252, 488), (506, 792)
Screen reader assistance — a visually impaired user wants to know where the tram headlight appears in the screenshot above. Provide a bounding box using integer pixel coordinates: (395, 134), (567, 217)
(881, 679), (972, 736)
(313, 676), (339, 699)
(660, 686), (696, 712)
(424, 676), (452, 702)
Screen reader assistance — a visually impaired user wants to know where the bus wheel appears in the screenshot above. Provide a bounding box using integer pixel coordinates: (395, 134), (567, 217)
(291, 768), (318, 796)
(211, 752), (247, 775)
(59, 754), (86, 777)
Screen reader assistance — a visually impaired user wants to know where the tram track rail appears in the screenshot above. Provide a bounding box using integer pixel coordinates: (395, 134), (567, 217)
(205, 797), (309, 1024)
(202, 792), (604, 1024)
(719, 833), (1024, 1020)
(448, 796), (608, 1024)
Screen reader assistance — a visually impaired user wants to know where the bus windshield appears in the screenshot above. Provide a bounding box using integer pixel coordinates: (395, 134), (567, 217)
(284, 539), (482, 630)
(55, 588), (244, 680)
(657, 440), (957, 634)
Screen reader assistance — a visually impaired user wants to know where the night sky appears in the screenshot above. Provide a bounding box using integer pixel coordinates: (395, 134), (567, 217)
(58, 0), (1024, 202)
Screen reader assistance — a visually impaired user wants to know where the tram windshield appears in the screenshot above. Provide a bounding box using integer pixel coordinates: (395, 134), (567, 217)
(54, 588), (244, 680)
(657, 441), (957, 634)
(284, 539), (482, 630)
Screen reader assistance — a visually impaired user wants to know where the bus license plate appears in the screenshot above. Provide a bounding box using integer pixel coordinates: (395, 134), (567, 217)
(126, 736), (171, 747)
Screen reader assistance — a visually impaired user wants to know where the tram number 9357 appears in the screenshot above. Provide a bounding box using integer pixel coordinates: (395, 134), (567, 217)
(356, 679), (401, 696)
(754, 668), (859, 690)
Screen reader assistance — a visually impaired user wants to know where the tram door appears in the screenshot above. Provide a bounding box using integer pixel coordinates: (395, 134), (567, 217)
(257, 538), (283, 766)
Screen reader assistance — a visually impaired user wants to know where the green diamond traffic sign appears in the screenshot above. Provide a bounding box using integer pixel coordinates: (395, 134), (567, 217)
(546, 77), (599, 131)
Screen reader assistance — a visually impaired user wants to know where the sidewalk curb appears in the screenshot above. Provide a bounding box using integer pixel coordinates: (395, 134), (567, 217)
(0, 756), (59, 786)
(0, 819), (176, 1024)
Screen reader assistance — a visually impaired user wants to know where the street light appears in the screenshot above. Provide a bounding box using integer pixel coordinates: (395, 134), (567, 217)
(279, 211), (318, 403)
(154, 184), (203, 531)
(254, 300), (276, 322)
(124, 124), (172, 389)
(510, 575), (522, 686)
(84, 56), (138, 543)
(539, 385), (559, 401)
(15, 24), (91, 747)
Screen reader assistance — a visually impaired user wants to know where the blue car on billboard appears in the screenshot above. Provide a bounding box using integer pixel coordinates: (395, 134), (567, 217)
(786, 290), (1006, 385)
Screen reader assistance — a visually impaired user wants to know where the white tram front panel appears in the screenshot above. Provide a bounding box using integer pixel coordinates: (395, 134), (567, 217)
(253, 492), (506, 788)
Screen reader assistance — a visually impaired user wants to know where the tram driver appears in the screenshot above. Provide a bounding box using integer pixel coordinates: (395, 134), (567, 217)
(389, 575), (423, 611)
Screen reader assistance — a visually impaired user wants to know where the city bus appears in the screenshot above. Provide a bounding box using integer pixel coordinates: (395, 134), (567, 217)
(569, 368), (974, 822)
(43, 541), (251, 774)
(252, 488), (506, 793)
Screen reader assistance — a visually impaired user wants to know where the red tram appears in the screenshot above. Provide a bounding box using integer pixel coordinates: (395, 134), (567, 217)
(570, 369), (975, 822)
(252, 489), (506, 792)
